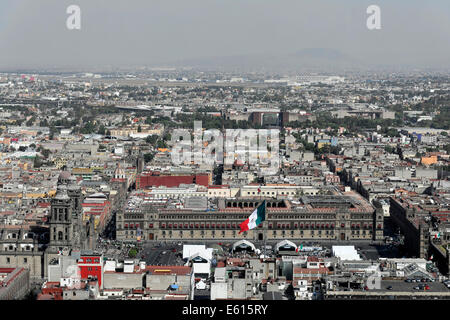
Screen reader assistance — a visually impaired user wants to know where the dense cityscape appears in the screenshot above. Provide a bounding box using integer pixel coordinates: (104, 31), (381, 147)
(0, 70), (449, 301)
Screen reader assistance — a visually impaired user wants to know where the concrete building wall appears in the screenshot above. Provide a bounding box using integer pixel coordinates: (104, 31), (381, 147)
(389, 198), (428, 258)
(0, 252), (43, 279)
(416, 169), (438, 179)
(62, 289), (90, 300)
(211, 282), (227, 300)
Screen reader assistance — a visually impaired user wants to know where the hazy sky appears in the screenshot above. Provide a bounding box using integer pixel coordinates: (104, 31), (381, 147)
(0, 0), (449, 70)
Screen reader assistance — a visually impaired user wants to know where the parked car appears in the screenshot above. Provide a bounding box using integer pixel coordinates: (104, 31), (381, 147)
(387, 286), (393, 290)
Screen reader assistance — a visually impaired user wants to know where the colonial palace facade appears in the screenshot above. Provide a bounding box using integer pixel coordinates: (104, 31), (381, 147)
(116, 192), (384, 242)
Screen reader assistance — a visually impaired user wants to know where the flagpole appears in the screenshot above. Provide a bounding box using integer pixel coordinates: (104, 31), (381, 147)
(264, 200), (267, 260)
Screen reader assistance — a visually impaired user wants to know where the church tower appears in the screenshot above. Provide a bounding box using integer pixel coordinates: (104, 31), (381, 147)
(48, 184), (73, 254)
(67, 175), (84, 249)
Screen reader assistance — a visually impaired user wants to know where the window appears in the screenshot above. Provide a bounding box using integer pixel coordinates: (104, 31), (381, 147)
(24, 258), (28, 263)
(6, 257), (10, 264)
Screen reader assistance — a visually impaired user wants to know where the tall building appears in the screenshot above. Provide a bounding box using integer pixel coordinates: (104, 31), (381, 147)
(48, 184), (73, 255)
(67, 175), (84, 249)
(46, 172), (91, 273)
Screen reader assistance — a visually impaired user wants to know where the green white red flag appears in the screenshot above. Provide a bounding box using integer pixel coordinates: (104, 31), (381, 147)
(239, 201), (266, 233)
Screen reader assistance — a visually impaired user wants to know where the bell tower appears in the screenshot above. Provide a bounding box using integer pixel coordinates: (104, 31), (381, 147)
(48, 184), (73, 254)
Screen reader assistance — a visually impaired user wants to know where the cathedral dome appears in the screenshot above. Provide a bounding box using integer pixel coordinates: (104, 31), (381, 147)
(58, 171), (72, 184)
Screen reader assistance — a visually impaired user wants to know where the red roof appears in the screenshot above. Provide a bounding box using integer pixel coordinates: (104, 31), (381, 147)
(307, 256), (320, 262)
(37, 202), (51, 208)
(37, 294), (55, 300)
(138, 173), (209, 188)
(146, 265), (191, 275)
(293, 267), (330, 274)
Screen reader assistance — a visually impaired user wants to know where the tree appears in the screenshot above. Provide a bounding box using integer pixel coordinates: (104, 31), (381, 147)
(163, 133), (171, 141)
(26, 117), (35, 127)
(49, 126), (58, 140)
(144, 153), (154, 163)
(33, 156), (43, 168)
(146, 135), (158, 145)
(157, 140), (167, 149)
(41, 148), (51, 159)
(128, 248), (138, 258)
(80, 121), (96, 134)
(444, 144), (450, 154)
(385, 145), (395, 154)
(98, 125), (106, 135)
(40, 119), (49, 127)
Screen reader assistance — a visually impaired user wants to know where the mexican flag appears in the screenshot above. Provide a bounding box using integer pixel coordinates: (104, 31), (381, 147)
(239, 201), (266, 234)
